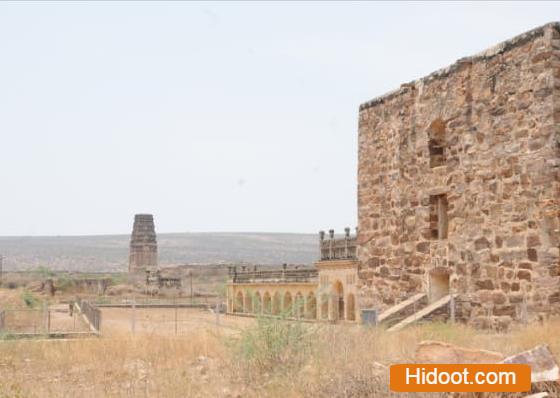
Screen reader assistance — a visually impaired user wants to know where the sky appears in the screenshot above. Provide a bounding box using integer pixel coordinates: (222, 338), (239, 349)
(0, 2), (558, 236)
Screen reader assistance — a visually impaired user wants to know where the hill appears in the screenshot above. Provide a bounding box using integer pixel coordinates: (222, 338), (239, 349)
(0, 232), (318, 272)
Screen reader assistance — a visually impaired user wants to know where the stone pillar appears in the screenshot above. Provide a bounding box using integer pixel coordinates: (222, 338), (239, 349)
(129, 214), (158, 273)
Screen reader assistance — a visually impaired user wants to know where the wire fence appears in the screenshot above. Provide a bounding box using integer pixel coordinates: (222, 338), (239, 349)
(90, 296), (215, 307)
(0, 304), (91, 335)
(76, 298), (102, 332)
(1, 308), (46, 333)
(99, 300), (227, 336)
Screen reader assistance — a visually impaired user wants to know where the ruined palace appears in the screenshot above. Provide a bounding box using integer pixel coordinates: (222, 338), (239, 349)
(129, 214), (158, 273)
(228, 23), (560, 329)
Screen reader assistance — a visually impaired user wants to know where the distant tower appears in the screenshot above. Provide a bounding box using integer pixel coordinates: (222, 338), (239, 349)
(129, 214), (158, 273)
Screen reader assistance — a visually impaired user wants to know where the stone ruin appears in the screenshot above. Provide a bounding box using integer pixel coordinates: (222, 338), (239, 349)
(129, 214), (158, 273)
(356, 22), (560, 328)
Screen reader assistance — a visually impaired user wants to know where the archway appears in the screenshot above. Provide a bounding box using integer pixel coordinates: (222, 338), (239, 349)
(284, 291), (293, 315)
(272, 292), (281, 315)
(294, 292), (304, 318)
(306, 292), (317, 319)
(244, 291), (253, 313)
(263, 292), (272, 314)
(346, 294), (356, 321)
(254, 292), (262, 314)
(235, 291), (244, 313)
(320, 294), (329, 320)
(429, 267), (450, 303)
(332, 280), (344, 320)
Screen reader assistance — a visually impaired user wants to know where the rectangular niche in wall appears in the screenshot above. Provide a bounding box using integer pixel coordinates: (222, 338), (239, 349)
(428, 118), (446, 168)
(429, 194), (448, 240)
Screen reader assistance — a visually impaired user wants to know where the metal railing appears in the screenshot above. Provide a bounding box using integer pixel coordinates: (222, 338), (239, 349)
(76, 298), (101, 332)
(228, 267), (318, 283)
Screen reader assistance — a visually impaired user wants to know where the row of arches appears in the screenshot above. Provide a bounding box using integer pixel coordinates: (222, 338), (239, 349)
(233, 289), (356, 321)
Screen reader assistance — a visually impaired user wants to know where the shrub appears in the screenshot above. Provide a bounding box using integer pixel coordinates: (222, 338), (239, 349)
(230, 310), (313, 378)
(55, 276), (73, 292)
(21, 291), (39, 308)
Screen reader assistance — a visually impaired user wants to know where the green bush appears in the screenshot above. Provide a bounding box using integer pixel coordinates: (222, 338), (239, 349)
(55, 276), (73, 292)
(230, 309), (313, 377)
(21, 291), (39, 308)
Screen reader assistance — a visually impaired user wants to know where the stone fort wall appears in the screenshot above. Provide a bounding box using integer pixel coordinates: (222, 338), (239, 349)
(356, 23), (560, 325)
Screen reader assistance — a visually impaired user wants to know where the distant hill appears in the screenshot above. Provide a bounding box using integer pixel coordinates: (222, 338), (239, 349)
(0, 232), (319, 272)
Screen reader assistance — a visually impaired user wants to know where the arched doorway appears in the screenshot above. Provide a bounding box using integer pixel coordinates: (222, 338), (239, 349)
(235, 291), (244, 313)
(284, 291), (293, 315)
(332, 280), (344, 320)
(272, 292), (281, 315)
(346, 294), (356, 321)
(254, 292), (262, 314)
(244, 291), (253, 313)
(429, 267), (450, 303)
(306, 292), (317, 319)
(294, 292), (304, 318)
(320, 294), (329, 320)
(263, 292), (272, 314)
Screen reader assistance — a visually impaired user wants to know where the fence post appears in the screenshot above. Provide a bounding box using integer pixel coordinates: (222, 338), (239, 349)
(174, 297), (178, 336)
(215, 303), (220, 329)
(43, 302), (48, 334)
(131, 296), (136, 335)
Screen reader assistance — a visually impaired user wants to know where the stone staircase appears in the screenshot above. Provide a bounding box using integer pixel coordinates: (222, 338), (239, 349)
(387, 294), (456, 332)
(376, 293), (428, 329)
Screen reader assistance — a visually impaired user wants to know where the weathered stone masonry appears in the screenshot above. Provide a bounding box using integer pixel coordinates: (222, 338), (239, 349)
(357, 23), (560, 326)
(129, 214), (158, 273)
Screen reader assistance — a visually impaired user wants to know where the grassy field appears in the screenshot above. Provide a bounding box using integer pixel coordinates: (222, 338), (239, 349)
(1, 303), (559, 398)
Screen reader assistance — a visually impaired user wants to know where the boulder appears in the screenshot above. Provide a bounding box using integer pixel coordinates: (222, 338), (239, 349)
(415, 341), (504, 364)
(502, 344), (559, 383)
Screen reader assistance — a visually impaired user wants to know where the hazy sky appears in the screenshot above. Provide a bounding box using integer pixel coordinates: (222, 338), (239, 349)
(1, 2), (558, 236)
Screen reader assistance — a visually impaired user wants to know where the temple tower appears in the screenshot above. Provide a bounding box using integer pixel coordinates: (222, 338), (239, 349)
(129, 214), (158, 273)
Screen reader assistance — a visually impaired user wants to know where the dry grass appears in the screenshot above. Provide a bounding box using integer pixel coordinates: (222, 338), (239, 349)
(1, 314), (559, 398)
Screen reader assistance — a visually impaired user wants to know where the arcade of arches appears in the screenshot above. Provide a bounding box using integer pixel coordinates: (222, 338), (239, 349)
(227, 259), (359, 322)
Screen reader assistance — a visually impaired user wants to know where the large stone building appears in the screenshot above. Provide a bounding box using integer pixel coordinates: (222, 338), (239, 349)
(228, 23), (560, 329)
(357, 22), (560, 327)
(129, 214), (158, 273)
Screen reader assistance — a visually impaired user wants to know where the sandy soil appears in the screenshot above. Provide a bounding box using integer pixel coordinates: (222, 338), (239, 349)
(100, 307), (255, 337)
